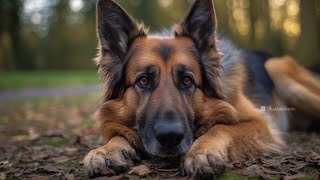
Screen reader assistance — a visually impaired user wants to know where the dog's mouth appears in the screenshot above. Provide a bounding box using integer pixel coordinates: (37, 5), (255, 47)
(139, 122), (194, 158)
(141, 137), (192, 157)
(159, 141), (192, 157)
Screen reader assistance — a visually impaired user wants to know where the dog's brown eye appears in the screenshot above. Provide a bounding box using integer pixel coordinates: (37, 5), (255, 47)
(183, 77), (192, 86)
(139, 77), (148, 85)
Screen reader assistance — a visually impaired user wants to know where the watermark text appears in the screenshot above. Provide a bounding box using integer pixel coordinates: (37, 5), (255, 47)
(260, 106), (295, 112)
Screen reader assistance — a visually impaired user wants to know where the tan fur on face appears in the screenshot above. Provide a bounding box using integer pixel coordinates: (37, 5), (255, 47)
(125, 37), (202, 85)
(95, 88), (144, 150)
(192, 89), (239, 138)
(95, 35), (240, 152)
(94, 36), (204, 152)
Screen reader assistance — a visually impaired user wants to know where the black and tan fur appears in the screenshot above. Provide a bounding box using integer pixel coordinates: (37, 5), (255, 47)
(84, 0), (320, 179)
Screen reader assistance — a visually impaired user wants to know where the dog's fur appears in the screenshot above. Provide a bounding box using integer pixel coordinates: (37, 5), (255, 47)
(84, 0), (320, 178)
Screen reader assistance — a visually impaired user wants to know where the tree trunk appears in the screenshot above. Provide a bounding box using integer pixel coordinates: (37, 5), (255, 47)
(299, 0), (319, 67)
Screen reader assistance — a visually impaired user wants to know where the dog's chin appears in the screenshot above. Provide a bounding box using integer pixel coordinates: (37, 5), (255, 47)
(142, 139), (192, 158)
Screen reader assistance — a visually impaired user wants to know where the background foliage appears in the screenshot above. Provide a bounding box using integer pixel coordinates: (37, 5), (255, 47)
(0, 0), (319, 71)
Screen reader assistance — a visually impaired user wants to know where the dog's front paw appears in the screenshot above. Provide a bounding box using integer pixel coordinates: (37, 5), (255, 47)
(180, 126), (233, 179)
(83, 137), (140, 178)
(180, 148), (226, 179)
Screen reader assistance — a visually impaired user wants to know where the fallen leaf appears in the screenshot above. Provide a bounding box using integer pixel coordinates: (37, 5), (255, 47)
(128, 165), (151, 176)
(13, 170), (23, 177)
(64, 173), (75, 180)
(261, 166), (289, 176)
(231, 161), (243, 168)
(241, 165), (270, 179)
(0, 161), (9, 166)
(32, 152), (50, 161)
(31, 162), (40, 167)
(52, 156), (70, 164)
(288, 162), (308, 172)
(65, 147), (78, 153)
(28, 127), (41, 141)
(12, 135), (29, 142)
(81, 127), (97, 135)
(0, 172), (6, 180)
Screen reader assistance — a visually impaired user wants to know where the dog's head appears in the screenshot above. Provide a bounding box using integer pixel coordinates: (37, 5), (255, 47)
(95, 0), (238, 157)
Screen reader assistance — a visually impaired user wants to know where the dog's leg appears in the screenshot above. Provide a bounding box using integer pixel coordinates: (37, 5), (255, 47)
(265, 56), (320, 118)
(83, 136), (140, 178)
(181, 93), (284, 178)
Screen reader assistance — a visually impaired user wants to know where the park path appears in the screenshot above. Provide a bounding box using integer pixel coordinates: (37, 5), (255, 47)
(0, 85), (100, 101)
(0, 73), (318, 102)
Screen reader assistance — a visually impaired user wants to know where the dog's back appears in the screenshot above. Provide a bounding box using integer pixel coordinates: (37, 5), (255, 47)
(218, 37), (320, 132)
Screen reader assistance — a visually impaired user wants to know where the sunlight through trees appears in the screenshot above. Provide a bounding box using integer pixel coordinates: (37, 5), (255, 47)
(0, 0), (319, 70)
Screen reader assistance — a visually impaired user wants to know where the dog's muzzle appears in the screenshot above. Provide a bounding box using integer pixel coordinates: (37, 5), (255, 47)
(154, 120), (185, 148)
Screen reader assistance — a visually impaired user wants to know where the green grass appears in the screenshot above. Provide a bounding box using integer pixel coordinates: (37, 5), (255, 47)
(44, 137), (70, 147)
(0, 70), (99, 90)
(219, 172), (246, 180)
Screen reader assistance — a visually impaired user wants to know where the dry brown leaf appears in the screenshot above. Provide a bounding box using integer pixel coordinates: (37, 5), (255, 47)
(64, 173), (75, 180)
(0, 172), (6, 180)
(31, 152), (49, 161)
(12, 135), (29, 142)
(64, 147), (78, 154)
(128, 165), (151, 176)
(241, 165), (270, 179)
(288, 162), (308, 172)
(52, 156), (70, 164)
(0, 161), (9, 166)
(261, 166), (289, 176)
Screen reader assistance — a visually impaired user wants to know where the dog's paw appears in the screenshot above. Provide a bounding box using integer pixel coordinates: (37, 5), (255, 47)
(180, 150), (226, 180)
(83, 137), (140, 178)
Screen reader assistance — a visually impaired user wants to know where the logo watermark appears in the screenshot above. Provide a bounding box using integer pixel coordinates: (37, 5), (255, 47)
(260, 106), (295, 112)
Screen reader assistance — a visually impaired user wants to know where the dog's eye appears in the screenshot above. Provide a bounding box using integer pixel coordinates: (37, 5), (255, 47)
(183, 77), (192, 86)
(139, 77), (149, 86)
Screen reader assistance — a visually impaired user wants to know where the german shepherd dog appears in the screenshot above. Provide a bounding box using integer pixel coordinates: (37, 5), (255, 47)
(84, 0), (320, 178)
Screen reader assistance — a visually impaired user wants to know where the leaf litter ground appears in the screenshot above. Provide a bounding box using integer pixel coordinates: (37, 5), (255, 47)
(0, 95), (319, 180)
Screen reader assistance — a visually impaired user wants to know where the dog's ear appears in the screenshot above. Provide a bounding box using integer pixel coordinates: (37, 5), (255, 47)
(175, 0), (217, 52)
(96, 0), (148, 100)
(174, 0), (222, 98)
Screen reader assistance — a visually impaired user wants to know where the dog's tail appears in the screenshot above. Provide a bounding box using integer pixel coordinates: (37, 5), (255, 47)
(265, 56), (320, 118)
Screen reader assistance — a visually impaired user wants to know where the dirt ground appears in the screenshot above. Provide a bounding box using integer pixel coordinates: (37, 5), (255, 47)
(0, 94), (319, 180)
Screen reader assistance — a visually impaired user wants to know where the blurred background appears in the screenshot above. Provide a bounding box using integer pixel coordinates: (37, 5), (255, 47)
(0, 0), (319, 72)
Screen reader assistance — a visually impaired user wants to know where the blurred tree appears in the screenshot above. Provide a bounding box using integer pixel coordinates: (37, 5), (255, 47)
(299, 0), (319, 68)
(0, 0), (319, 71)
(117, 0), (191, 31)
(254, 0), (272, 50)
(0, 0), (23, 70)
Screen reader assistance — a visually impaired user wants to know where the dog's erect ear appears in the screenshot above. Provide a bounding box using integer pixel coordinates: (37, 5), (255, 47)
(174, 0), (217, 52)
(175, 0), (222, 98)
(96, 0), (147, 57)
(96, 0), (148, 100)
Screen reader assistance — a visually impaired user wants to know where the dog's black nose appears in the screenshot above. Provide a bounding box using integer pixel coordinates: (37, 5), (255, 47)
(154, 121), (184, 147)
